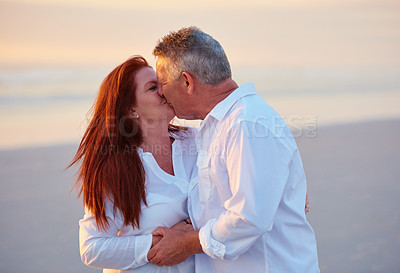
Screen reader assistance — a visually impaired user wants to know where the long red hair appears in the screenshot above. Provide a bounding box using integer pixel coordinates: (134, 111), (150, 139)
(69, 56), (150, 231)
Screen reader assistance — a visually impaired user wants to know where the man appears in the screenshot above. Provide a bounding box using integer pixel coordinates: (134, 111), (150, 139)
(147, 26), (320, 273)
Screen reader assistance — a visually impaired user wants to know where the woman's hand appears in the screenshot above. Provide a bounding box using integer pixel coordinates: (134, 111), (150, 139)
(152, 234), (162, 247)
(170, 218), (194, 232)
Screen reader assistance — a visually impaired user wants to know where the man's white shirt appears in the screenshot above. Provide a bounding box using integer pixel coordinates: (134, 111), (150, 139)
(188, 83), (320, 273)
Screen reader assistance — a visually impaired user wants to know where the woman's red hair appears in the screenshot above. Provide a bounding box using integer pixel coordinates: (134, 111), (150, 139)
(69, 56), (150, 231)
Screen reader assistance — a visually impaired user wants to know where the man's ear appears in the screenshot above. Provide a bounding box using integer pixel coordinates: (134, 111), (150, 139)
(181, 72), (194, 95)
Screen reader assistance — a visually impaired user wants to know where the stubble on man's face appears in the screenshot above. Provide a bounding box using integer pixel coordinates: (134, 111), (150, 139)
(155, 60), (172, 100)
(155, 58), (200, 120)
(155, 60), (182, 116)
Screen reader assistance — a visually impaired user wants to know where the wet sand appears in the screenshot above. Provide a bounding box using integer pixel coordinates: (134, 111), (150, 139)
(0, 119), (399, 273)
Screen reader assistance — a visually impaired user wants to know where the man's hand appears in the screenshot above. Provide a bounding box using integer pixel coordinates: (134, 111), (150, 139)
(305, 194), (310, 214)
(147, 227), (202, 266)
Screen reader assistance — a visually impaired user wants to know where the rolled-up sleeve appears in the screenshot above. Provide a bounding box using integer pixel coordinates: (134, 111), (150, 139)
(198, 218), (226, 259)
(79, 210), (152, 270)
(199, 120), (293, 260)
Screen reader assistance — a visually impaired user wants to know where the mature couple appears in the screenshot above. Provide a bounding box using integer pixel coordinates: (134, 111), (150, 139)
(71, 27), (320, 273)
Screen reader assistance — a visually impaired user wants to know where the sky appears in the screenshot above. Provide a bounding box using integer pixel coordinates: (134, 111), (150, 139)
(1, 0), (400, 68)
(0, 0), (400, 149)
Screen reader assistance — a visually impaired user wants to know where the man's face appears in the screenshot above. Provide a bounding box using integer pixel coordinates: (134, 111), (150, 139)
(156, 58), (188, 118)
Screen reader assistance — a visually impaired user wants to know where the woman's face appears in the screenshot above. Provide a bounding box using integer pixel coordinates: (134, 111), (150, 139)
(133, 67), (175, 124)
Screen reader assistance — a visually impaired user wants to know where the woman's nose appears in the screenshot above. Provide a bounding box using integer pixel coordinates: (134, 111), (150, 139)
(157, 88), (164, 97)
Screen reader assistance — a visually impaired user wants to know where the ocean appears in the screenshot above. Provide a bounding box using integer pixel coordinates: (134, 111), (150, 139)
(1, 65), (400, 150)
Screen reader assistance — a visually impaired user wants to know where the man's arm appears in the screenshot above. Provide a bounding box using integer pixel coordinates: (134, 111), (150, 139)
(198, 120), (295, 260)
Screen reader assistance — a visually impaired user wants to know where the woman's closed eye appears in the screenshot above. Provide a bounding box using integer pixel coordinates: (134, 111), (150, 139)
(148, 84), (158, 91)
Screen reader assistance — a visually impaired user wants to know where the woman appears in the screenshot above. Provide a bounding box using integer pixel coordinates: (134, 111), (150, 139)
(69, 56), (197, 272)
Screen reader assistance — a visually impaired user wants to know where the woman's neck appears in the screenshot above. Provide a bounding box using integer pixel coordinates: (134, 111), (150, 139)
(139, 124), (175, 176)
(139, 124), (172, 155)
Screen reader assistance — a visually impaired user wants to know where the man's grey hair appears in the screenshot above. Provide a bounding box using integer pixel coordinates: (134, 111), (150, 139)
(153, 26), (232, 86)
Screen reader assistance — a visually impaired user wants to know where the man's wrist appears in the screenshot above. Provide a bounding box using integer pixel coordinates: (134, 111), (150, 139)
(185, 229), (203, 255)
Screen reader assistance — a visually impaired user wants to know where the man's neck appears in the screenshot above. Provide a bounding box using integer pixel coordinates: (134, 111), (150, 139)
(198, 79), (238, 120)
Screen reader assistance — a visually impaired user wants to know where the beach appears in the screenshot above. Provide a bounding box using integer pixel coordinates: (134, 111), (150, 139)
(1, 0), (400, 272)
(0, 119), (399, 273)
(297, 119), (400, 273)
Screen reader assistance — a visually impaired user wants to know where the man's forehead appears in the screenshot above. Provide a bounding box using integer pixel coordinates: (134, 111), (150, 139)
(155, 60), (169, 80)
(155, 57), (166, 68)
(155, 67), (166, 80)
(155, 57), (163, 67)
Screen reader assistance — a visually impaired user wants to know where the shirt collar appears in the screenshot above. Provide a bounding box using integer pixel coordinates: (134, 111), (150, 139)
(203, 82), (256, 123)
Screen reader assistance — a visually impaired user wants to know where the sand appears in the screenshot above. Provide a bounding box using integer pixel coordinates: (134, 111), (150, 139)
(0, 119), (399, 273)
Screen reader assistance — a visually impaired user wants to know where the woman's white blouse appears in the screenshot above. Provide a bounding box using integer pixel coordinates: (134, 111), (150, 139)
(79, 129), (198, 273)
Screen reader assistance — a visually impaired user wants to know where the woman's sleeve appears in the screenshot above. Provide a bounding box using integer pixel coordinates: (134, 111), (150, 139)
(79, 209), (152, 270)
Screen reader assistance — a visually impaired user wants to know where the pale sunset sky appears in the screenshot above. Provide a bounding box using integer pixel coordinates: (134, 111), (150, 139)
(1, 0), (399, 68)
(1, 0), (400, 149)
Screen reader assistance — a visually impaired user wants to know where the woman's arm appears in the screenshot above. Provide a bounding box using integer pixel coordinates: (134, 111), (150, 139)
(79, 210), (152, 270)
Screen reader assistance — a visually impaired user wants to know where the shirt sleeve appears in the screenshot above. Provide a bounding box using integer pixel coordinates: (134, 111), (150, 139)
(199, 120), (294, 260)
(79, 208), (152, 270)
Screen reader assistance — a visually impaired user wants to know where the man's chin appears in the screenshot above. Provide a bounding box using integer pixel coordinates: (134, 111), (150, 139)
(176, 115), (199, 121)
(171, 108), (200, 121)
